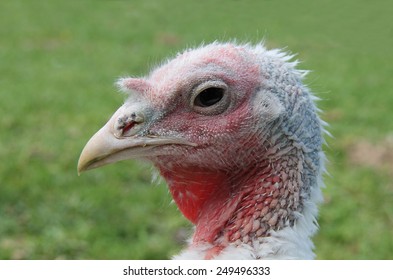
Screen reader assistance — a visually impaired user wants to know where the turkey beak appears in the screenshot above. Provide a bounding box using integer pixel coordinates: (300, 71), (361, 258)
(77, 104), (196, 174)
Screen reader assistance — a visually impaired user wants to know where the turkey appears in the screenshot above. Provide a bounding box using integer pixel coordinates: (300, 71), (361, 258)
(78, 42), (326, 259)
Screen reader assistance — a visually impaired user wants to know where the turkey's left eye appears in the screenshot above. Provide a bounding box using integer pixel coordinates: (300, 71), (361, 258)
(194, 87), (224, 107)
(191, 81), (230, 115)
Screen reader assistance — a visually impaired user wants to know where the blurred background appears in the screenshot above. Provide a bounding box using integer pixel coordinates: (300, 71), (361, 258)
(0, 0), (392, 259)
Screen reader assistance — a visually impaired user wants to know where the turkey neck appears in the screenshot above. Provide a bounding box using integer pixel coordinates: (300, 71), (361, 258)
(158, 153), (304, 247)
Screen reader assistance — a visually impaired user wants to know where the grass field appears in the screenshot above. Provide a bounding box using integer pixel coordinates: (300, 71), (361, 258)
(0, 0), (392, 259)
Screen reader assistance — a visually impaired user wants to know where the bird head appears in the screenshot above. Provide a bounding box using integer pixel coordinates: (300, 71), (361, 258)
(78, 42), (324, 256)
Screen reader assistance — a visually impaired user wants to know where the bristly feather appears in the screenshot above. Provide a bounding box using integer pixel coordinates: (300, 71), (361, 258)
(160, 42), (327, 259)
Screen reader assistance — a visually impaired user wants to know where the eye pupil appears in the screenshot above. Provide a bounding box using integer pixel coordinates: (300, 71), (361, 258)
(195, 87), (224, 107)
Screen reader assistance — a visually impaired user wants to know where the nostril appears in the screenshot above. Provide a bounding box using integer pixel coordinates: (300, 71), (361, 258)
(122, 120), (137, 135)
(114, 112), (145, 138)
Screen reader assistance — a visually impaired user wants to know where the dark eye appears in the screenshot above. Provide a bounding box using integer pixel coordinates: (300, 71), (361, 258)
(190, 81), (230, 115)
(194, 87), (225, 107)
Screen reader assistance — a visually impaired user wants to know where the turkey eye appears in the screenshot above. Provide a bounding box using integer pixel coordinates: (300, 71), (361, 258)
(190, 81), (230, 115)
(194, 87), (224, 107)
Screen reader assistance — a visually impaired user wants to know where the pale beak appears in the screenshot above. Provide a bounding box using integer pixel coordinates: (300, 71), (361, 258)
(77, 105), (197, 174)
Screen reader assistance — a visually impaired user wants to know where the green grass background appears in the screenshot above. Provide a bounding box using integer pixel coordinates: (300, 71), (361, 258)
(1, 0), (392, 259)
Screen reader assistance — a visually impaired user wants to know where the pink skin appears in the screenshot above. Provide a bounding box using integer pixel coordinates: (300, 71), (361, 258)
(124, 45), (273, 257)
